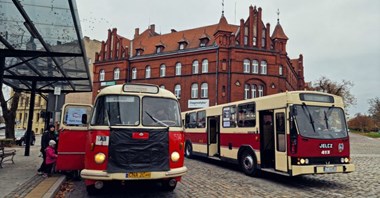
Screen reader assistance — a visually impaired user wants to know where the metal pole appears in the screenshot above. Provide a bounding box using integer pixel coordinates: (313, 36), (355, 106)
(24, 80), (36, 156)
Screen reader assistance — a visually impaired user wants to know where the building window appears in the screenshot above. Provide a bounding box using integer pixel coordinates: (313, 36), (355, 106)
(179, 43), (185, 50)
(114, 68), (120, 80)
(191, 83), (198, 98)
(251, 84), (257, 98)
(156, 47), (162, 53)
(279, 65), (283, 76)
(243, 59), (250, 73)
(192, 60), (199, 74)
(202, 59), (208, 73)
(175, 62), (181, 76)
(260, 61), (267, 75)
(174, 84), (181, 98)
(252, 60), (258, 74)
(258, 85), (264, 97)
(200, 38), (209, 47)
(244, 84), (250, 99)
(262, 29), (266, 48)
(160, 64), (166, 77)
(132, 67), (137, 79)
(244, 26), (249, 46)
(145, 66), (151, 79)
(253, 37), (257, 46)
(201, 83), (208, 98)
(99, 69), (105, 81)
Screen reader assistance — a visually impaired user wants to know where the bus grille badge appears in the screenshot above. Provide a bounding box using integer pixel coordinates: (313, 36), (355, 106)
(338, 143), (344, 152)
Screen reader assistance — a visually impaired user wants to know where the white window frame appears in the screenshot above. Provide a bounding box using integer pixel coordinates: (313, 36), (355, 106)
(175, 62), (182, 76)
(244, 84), (250, 99)
(252, 60), (258, 74)
(99, 69), (105, 81)
(243, 59), (250, 73)
(279, 65), (283, 76)
(191, 83), (198, 98)
(179, 43), (185, 50)
(202, 59), (208, 73)
(132, 67), (137, 79)
(174, 84), (181, 98)
(258, 85), (264, 97)
(260, 61), (267, 75)
(192, 60), (199, 74)
(201, 83), (208, 98)
(114, 68), (120, 80)
(145, 66), (151, 79)
(251, 84), (257, 98)
(160, 64), (166, 77)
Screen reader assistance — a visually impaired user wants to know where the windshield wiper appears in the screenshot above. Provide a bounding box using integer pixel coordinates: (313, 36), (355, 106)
(145, 111), (168, 127)
(301, 103), (316, 133)
(323, 105), (335, 130)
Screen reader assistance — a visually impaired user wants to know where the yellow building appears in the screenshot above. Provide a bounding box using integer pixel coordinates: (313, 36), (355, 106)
(14, 37), (101, 134)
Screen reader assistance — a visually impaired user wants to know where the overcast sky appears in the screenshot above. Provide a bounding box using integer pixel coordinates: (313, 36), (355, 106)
(76, 0), (380, 117)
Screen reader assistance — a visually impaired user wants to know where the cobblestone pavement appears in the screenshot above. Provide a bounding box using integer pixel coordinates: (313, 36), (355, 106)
(64, 133), (380, 198)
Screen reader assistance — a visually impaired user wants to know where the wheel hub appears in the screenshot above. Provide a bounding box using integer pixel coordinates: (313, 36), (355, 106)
(243, 155), (254, 170)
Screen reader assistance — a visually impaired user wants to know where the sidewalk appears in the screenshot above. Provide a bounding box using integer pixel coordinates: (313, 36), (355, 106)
(0, 135), (65, 198)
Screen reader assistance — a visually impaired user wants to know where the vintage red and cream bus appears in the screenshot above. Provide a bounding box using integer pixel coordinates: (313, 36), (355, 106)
(182, 91), (354, 176)
(56, 84), (187, 194)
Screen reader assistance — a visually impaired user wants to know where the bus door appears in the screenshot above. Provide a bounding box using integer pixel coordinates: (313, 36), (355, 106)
(259, 110), (274, 168)
(207, 116), (220, 157)
(56, 104), (92, 171)
(274, 109), (287, 172)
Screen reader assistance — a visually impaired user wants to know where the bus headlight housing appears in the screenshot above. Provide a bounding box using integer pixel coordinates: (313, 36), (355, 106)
(94, 153), (106, 164)
(341, 157), (350, 163)
(171, 151), (180, 162)
(298, 158), (309, 165)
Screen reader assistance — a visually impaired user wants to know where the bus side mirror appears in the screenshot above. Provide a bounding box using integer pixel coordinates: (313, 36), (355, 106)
(81, 114), (88, 124)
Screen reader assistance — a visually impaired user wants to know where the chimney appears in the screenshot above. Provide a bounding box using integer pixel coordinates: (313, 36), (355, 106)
(134, 28), (139, 38)
(150, 24), (155, 33)
(171, 29), (177, 33)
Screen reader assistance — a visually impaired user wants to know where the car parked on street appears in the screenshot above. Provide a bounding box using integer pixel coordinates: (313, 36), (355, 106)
(15, 129), (35, 146)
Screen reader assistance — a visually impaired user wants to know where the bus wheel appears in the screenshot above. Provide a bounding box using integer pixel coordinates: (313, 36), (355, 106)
(162, 179), (177, 191)
(185, 142), (193, 158)
(240, 151), (258, 176)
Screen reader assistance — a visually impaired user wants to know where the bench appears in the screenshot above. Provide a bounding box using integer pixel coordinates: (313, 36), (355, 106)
(0, 146), (16, 168)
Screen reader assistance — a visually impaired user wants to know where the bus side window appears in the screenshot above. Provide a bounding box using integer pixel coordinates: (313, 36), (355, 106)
(237, 103), (256, 127)
(223, 106), (236, 128)
(197, 111), (206, 128)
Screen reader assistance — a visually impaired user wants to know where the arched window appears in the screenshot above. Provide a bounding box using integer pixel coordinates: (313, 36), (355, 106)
(145, 66), (151, 79)
(243, 59), (250, 73)
(191, 83), (198, 98)
(279, 65), (283, 76)
(201, 83), (208, 98)
(244, 84), (250, 99)
(113, 68), (120, 80)
(258, 85), (264, 97)
(252, 60), (258, 74)
(260, 61), (267, 75)
(175, 62), (182, 76)
(132, 67), (137, 79)
(251, 84), (257, 98)
(174, 84), (181, 98)
(202, 59), (208, 73)
(99, 69), (105, 81)
(160, 64), (166, 77)
(192, 60), (199, 74)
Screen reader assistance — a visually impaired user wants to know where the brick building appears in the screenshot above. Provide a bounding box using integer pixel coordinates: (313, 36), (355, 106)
(93, 5), (305, 111)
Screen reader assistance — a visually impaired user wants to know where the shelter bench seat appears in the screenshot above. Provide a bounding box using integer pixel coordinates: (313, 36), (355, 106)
(0, 146), (16, 168)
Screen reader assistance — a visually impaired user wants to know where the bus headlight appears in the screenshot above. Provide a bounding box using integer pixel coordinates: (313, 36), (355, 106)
(171, 151), (180, 162)
(344, 157), (349, 163)
(300, 158), (305, 164)
(94, 153), (106, 164)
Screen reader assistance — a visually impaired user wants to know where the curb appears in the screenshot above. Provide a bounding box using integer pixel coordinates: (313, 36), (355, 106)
(43, 175), (66, 198)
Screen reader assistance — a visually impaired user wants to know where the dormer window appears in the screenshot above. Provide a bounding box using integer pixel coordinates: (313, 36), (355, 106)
(156, 42), (165, 54)
(178, 38), (188, 50)
(199, 38), (208, 47)
(179, 43), (185, 50)
(135, 48), (143, 56)
(156, 46), (162, 53)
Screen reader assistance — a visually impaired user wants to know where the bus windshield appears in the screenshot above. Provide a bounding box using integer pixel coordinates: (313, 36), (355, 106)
(293, 105), (348, 139)
(142, 97), (181, 127)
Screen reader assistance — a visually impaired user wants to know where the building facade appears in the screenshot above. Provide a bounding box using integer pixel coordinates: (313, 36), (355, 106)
(93, 6), (305, 111)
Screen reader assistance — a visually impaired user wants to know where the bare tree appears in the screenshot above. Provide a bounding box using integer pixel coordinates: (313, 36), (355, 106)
(0, 82), (21, 139)
(368, 97), (380, 129)
(308, 76), (357, 110)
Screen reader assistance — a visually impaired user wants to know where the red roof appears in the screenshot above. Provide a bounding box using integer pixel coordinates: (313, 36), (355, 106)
(271, 23), (288, 40)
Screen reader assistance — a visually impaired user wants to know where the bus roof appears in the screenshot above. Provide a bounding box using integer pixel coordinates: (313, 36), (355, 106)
(96, 83), (177, 99)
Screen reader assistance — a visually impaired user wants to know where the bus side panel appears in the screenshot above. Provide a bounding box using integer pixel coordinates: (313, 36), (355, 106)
(219, 133), (260, 159)
(56, 130), (88, 171)
(85, 130), (110, 171)
(185, 131), (207, 153)
(169, 131), (185, 168)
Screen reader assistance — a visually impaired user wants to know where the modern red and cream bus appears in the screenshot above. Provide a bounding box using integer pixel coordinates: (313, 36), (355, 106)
(56, 84), (187, 194)
(182, 91), (354, 176)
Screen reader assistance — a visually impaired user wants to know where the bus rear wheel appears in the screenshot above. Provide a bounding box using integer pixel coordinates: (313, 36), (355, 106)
(185, 142), (193, 158)
(240, 150), (258, 176)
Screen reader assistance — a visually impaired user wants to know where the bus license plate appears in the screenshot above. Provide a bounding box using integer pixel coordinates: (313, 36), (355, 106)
(324, 166), (337, 173)
(127, 172), (151, 178)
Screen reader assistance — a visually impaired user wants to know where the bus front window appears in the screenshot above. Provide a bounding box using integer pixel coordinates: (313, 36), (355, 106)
(293, 105), (348, 139)
(142, 97), (181, 127)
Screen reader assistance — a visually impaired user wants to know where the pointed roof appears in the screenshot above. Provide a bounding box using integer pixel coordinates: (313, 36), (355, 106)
(215, 15), (232, 34)
(271, 23), (288, 40)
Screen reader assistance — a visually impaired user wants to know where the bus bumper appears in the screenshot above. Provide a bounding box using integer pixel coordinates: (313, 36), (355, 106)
(81, 166), (188, 181)
(291, 164), (355, 176)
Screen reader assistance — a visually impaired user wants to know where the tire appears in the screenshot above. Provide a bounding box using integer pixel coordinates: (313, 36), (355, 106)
(86, 185), (102, 195)
(185, 142), (193, 158)
(240, 150), (258, 176)
(161, 180), (177, 191)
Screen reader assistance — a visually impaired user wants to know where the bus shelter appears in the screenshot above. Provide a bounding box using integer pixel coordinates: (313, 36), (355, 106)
(0, 0), (91, 156)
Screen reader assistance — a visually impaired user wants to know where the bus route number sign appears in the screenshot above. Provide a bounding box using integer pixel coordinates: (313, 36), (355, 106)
(127, 172), (151, 178)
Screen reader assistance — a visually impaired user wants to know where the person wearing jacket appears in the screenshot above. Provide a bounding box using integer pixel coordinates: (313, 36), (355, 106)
(37, 125), (57, 175)
(43, 140), (58, 177)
